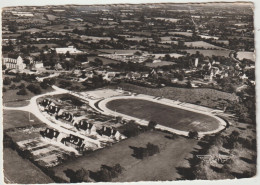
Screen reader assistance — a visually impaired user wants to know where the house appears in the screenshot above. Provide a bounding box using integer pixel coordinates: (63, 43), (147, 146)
(98, 126), (124, 140)
(47, 104), (60, 115)
(3, 56), (26, 71)
(60, 112), (74, 122)
(75, 120), (96, 134)
(103, 72), (116, 81)
(61, 134), (85, 152)
(55, 63), (63, 70)
(39, 99), (52, 108)
(40, 128), (60, 141)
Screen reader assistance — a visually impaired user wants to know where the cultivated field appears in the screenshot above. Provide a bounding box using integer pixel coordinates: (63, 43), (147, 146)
(51, 130), (198, 182)
(106, 99), (220, 132)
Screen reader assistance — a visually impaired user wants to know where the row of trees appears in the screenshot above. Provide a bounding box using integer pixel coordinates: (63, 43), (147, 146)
(67, 164), (124, 183)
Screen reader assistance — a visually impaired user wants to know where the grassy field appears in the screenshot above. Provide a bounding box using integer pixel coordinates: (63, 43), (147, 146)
(184, 41), (225, 50)
(51, 130), (198, 182)
(88, 56), (120, 65)
(183, 49), (231, 57)
(236, 51), (255, 61)
(169, 32), (193, 37)
(3, 79), (53, 107)
(3, 148), (54, 184)
(106, 99), (220, 132)
(145, 61), (176, 68)
(3, 110), (45, 130)
(112, 83), (238, 109)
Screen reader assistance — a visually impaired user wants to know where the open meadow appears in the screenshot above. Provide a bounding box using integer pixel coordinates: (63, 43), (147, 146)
(51, 130), (198, 182)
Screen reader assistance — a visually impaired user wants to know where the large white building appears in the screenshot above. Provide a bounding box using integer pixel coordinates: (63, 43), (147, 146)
(3, 56), (26, 71)
(54, 46), (83, 54)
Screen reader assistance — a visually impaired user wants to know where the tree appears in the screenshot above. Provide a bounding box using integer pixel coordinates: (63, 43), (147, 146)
(164, 54), (171, 61)
(116, 116), (122, 123)
(2, 65), (7, 70)
(148, 120), (157, 130)
(186, 80), (192, 88)
(12, 75), (21, 83)
(66, 51), (71, 58)
(134, 51), (142, 56)
(27, 84), (42, 94)
(40, 81), (49, 89)
(73, 168), (91, 182)
(9, 84), (17, 90)
(3, 77), (12, 85)
(17, 88), (27, 95)
(96, 168), (112, 182)
(188, 131), (199, 139)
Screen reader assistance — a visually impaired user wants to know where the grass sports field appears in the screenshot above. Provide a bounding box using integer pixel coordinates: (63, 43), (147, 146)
(106, 99), (220, 132)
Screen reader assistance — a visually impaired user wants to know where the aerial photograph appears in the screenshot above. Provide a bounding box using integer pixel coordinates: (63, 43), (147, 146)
(1, 1), (256, 184)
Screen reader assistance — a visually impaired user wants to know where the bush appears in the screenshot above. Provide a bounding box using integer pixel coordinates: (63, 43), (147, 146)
(43, 78), (56, 86)
(17, 88), (27, 95)
(9, 84), (17, 90)
(40, 82), (49, 89)
(3, 77), (12, 85)
(188, 131), (199, 139)
(12, 75), (21, 83)
(59, 80), (72, 88)
(27, 84), (42, 94)
(120, 122), (141, 137)
(19, 83), (25, 89)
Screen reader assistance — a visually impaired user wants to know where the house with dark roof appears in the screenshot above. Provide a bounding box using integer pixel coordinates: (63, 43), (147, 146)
(60, 112), (74, 122)
(74, 120), (96, 134)
(40, 98), (52, 108)
(98, 126), (123, 140)
(47, 104), (60, 115)
(40, 128), (60, 141)
(61, 134), (85, 152)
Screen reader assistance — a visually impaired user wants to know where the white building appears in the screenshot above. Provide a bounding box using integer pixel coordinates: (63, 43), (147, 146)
(3, 56), (26, 71)
(54, 46), (83, 54)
